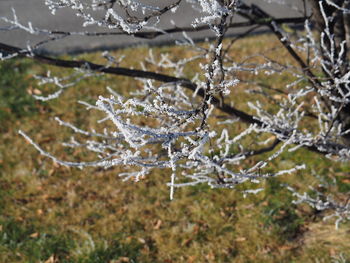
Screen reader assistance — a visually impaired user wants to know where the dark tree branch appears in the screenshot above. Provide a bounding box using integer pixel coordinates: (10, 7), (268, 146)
(244, 139), (281, 157)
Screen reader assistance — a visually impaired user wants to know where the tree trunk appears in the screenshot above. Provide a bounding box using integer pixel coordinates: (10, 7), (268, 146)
(309, 0), (350, 144)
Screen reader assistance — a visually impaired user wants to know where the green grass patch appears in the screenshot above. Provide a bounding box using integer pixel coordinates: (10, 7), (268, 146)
(0, 217), (73, 262)
(0, 59), (40, 128)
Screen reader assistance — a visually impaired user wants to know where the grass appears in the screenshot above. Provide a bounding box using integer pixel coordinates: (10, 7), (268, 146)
(0, 60), (40, 130)
(0, 218), (73, 262)
(0, 34), (350, 262)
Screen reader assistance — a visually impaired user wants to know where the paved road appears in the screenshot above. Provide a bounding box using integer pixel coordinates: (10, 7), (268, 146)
(0, 0), (306, 54)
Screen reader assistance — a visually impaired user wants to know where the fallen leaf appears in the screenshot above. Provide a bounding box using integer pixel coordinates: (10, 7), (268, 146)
(235, 237), (246, 242)
(278, 210), (286, 215)
(187, 255), (196, 263)
(27, 87), (33, 95)
(48, 169), (55, 176)
(53, 161), (60, 168)
(205, 252), (215, 261)
(45, 255), (55, 263)
(37, 209), (44, 216)
(33, 88), (42, 95)
(153, 219), (162, 230)
(30, 232), (39, 238)
(182, 237), (193, 247)
(138, 238), (146, 244)
(117, 257), (129, 262)
(329, 248), (337, 256)
(261, 246), (271, 254)
(279, 245), (293, 250)
(242, 204), (254, 209)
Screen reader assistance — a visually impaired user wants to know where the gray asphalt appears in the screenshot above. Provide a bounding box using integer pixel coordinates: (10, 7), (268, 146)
(0, 0), (306, 54)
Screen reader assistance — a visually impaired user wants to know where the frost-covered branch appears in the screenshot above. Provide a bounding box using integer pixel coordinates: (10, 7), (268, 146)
(288, 185), (350, 229)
